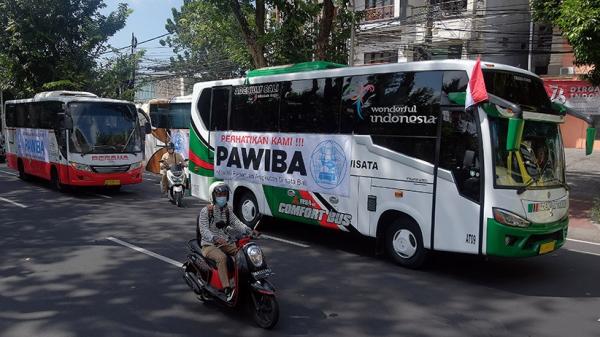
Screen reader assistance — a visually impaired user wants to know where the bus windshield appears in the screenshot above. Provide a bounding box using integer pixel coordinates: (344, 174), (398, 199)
(490, 117), (565, 188)
(483, 70), (553, 114)
(150, 102), (191, 129)
(69, 102), (142, 154)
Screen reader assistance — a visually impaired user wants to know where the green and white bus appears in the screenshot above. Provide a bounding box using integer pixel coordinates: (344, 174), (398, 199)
(188, 60), (596, 268)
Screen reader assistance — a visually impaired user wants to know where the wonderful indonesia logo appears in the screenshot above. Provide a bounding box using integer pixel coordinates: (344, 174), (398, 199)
(347, 83), (436, 124)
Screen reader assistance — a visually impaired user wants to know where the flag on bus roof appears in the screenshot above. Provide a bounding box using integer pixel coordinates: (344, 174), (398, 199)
(465, 57), (488, 109)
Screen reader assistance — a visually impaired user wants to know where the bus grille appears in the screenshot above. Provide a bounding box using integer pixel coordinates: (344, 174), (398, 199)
(91, 165), (130, 173)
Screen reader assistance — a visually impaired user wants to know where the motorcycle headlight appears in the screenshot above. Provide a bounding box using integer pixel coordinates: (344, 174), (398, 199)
(70, 162), (92, 172)
(246, 245), (264, 267)
(493, 208), (530, 228)
(129, 161), (142, 171)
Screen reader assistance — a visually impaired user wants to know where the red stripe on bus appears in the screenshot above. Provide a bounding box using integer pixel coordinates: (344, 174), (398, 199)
(189, 152), (214, 170)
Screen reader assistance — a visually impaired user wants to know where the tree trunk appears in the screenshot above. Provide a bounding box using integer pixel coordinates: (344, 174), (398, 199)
(315, 0), (335, 61)
(228, 0), (267, 68)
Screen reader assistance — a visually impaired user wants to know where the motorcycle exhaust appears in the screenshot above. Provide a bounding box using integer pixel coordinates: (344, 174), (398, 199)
(183, 271), (203, 295)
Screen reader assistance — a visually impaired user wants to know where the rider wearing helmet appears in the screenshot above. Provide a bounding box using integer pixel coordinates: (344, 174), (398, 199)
(160, 142), (185, 196)
(197, 182), (256, 300)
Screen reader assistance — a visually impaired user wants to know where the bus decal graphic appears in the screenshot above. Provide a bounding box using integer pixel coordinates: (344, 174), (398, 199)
(310, 140), (347, 189)
(346, 83), (375, 120)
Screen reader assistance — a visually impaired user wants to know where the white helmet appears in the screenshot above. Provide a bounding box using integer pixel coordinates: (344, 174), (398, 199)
(208, 181), (230, 204)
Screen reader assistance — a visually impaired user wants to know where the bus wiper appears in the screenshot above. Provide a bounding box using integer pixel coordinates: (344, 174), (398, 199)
(121, 128), (136, 153)
(82, 145), (117, 156)
(517, 176), (539, 195)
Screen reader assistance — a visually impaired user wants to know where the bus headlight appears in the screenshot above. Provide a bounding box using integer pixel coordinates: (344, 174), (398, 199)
(493, 208), (530, 228)
(129, 162), (143, 171)
(246, 245), (264, 267)
(70, 162), (92, 172)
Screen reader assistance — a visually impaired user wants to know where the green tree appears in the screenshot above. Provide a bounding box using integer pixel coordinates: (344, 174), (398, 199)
(162, 0), (357, 76)
(0, 0), (130, 96)
(91, 50), (146, 101)
(532, 0), (600, 84)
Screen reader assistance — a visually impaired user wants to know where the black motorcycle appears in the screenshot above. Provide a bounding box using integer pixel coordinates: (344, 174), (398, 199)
(182, 220), (279, 329)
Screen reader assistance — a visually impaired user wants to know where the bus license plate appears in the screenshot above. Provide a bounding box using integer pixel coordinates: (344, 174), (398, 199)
(539, 241), (556, 254)
(105, 180), (121, 186)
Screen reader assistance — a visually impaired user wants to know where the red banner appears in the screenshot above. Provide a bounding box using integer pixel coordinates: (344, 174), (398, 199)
(544, 79), (600, 115)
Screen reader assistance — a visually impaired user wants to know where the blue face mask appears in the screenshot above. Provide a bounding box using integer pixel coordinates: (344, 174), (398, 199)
(215, 196), (227, 207)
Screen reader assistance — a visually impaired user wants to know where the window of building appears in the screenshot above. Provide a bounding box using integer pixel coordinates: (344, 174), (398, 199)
(364, 0), (394, 21)
(280, 78), (342, 133)
(364, 50), (399, 64)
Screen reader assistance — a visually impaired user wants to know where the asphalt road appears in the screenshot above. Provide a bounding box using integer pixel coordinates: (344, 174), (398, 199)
(1, 164), (600, 337)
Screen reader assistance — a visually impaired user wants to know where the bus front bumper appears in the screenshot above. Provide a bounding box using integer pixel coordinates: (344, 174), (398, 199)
(486, 217), (568, 257)
(67, 167), (143, 186)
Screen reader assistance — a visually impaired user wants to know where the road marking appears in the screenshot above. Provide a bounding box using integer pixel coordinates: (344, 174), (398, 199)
(261, 234), (309, 248)
(107, 236), (183, 267)
(567, 238), (600, 247)
(0, 170), (18, 177)
(93, 193), (112, 199)
(567, 249), (600, 257)
(0, 196), (27, 208)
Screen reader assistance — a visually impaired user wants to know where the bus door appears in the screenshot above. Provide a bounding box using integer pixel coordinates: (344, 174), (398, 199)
(433, 107), (482, 254)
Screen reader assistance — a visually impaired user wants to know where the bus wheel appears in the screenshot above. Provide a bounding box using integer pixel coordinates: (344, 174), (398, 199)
(17, 160), (28, 181)
(51, 168), (65, 192)
(385, 219), (427, 269)
(235, 191), (259, 228)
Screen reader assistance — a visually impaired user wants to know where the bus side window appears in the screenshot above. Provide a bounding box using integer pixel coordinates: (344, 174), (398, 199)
(231, 84), (280, 132)
(280, 78), (342, 134)
(197, 88), (212, 130)
(210, 87), (229, 131)
(5, 104), (16, 127)
(15, 104), (29, 128)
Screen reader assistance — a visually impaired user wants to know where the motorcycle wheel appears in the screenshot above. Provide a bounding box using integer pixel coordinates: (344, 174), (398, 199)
(250, 293), (279, 329)
(175, 192), (184, 207)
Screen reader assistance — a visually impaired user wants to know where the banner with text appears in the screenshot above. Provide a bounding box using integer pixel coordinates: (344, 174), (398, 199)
(215, 132), (352, 197)
(16, 128), (49, 163)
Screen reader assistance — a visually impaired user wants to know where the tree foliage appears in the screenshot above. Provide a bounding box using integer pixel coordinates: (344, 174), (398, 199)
(0, 0), (130, 96)
(91, 50), (146, 101)
(162, 0), (357, 77)
(532, 0), (600, 84)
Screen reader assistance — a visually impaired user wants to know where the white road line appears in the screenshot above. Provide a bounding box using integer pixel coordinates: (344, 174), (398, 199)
(566, 249), (600, 257)
(0, 196), (27, 208)
(0, 170), (18, 177)
(93, 194), (112, 199)
(107, 236), (183, 267)
(261, 234), (310, 248)
(567, 238), (600, 247)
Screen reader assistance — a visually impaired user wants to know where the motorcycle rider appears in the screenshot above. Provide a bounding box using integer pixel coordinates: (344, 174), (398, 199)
(160, 142), (185, 197)
(197, 182), (256, 301)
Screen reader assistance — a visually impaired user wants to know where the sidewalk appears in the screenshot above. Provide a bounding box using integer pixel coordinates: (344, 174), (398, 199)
(565, 148), (600, 242)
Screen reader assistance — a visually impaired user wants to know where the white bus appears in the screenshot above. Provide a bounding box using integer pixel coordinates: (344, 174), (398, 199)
(187, 60), (595, 268)
(140, 95), (192, 174)
(2, 91), (149, 190)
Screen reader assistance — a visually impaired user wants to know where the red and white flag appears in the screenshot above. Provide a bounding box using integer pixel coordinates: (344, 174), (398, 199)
(465, 57), (489, 109)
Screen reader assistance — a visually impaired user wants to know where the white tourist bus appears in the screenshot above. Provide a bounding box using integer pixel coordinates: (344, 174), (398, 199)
(187, 60), (595, 267)
(140, 95), (192, 173)
(2, 91), (149, 190)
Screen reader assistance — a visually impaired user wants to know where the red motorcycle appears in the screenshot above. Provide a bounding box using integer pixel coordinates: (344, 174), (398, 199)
(182, 220), (279, 329)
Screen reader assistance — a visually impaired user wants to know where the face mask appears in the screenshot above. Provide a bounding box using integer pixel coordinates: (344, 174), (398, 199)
(215, 196), (227, 207)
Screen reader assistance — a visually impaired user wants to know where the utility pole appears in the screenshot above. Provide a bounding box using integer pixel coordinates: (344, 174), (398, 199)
(528, 18), (534, 72)
(349, 0), (356, 66)
(424, 0), (434, 61)
(130, 33), (138, 91)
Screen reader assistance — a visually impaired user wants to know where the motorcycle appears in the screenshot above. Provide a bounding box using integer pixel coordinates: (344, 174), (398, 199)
(182, 221), (279, 329)
(160, 160), (187, 207)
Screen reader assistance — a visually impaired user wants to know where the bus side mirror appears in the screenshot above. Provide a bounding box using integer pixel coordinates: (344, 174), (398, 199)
(506, 118), (524, 152)
(56, 114), (73, 131)
(144, 122), (151, 135)
(586, 127), (596, 155)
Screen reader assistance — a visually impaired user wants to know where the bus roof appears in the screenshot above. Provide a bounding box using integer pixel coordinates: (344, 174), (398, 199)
(193, 59), (539, 91)
(6, 91), (134, 106)
(246, 61), (347, 78)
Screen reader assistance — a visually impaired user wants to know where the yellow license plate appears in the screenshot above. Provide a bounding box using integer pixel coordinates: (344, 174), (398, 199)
(539, 241), (556, 254)
(104, 179), (121, 186)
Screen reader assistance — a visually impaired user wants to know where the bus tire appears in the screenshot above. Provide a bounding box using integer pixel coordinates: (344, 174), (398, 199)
(51, 168), (65, 192)
(235, 190), (259, 228)
(385, 219), (427, 269)
(17, 160), (29, 181)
